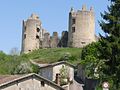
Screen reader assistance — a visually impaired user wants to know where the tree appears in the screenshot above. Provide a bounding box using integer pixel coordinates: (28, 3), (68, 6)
(99, 0), (120, 89)
(80, 42), (104, 79)
(0, 51), (6, 61)
(9, 47), (20, 56)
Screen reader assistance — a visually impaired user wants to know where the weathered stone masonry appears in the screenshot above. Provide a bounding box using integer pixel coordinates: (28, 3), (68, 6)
(68, 5), (96, 48)
(21, 5), (97, 54)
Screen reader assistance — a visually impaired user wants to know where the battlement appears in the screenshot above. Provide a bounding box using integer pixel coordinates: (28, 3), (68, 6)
(30, 13), (39, 19)
(70, 5), (94, 14)
(68, 5), (96, 48)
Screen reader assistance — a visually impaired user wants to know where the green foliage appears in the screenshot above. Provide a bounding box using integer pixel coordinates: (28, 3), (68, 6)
(80, 42), (107, 89)
(59, 52), (77, 62)
(13, 62), (32, 74)
(28, 48), (82, 64)
(99, 0), (120, 89)
(31, 64), (40, 74)
(80, 42), (103, 79)
(0, 48), (82, 74)
(59, 65), (68, 85)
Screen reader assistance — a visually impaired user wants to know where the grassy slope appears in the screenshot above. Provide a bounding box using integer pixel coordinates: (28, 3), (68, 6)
(28, 48), (82, 63)
(0, 48), (82, 74)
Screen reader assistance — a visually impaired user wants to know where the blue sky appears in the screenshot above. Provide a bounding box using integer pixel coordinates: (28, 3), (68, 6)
(0, 0), (110, 54)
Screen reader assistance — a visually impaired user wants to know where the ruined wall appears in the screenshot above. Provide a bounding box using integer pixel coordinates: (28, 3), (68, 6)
(42, 32), (51, 48)
(21, 6), (97, 54)
(50, 32), (59, 48)
(68, 5), (96, 48)
(58, 31), (68, 47)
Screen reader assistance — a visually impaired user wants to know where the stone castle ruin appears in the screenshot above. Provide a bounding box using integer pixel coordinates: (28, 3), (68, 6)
(21, 5), (97, 54)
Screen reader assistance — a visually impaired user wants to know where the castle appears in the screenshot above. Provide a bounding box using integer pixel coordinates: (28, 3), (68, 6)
(21, 5), (96, 54)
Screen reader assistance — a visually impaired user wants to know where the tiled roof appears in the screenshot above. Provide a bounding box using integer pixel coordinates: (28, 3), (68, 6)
(0, 75), (23, 85)
(35, 61), (76, 69)
(0, 73), (64, 90)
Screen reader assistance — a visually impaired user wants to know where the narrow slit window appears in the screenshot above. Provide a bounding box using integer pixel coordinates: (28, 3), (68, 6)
(24, 34), (26, 39)
(72, 18), (76, 24)
(24, 26), (26, 32)
(37, 28), (40, 32)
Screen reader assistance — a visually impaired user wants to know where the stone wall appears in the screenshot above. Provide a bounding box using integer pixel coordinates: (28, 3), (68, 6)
(58, 31), (68, 47)
(21, 5), (97, 54)
(42, 32), (51, 48)
(50, 32), (59, 48)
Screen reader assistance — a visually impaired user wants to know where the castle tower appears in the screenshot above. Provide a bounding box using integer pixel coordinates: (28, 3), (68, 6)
(21, 14), (42, 53)
(68, 6), (96, 48)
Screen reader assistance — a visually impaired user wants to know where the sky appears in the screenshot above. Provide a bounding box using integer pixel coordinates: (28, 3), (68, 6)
(0, 0), (110, 54)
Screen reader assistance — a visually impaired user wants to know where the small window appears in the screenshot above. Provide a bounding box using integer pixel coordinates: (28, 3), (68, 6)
(72, 18), (76, 24)
(37, 28), (40, 32)
(28, 50), (31, 52)
(81, 42), (86, 44)
(24, 34), (26, 39)
(41, 81), (45, 87)
(24, 26), (26, 32)
(36, 35), (39, 39)
(72, 27), (75, 33)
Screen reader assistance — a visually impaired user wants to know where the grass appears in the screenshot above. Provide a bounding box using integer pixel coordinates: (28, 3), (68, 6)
(0, 48), (82, 74)
(28, 48), (82, 64)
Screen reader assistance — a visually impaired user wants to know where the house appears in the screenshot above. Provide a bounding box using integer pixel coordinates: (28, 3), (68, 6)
(36, 61), (84, 90)
(0, 73), (64, 90)
(39, 61), (75, 83)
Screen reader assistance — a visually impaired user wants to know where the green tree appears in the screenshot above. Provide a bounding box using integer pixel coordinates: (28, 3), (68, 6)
(0, 51), (6, 61)
(99, 0), (120, 89)
(9, 47), (20, 56)
(81, 42), (104, 79)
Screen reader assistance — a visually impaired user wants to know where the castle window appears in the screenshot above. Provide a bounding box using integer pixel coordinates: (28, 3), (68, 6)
(28, 50), (31, 52)
(72, 18), (76, 24)
(72, 27), (75, 33)
(37, 28), (40, 32)
(24, 34), (26, 39)
(36, 35), (39, 39)
(81, 42), (86, 44)
(41, 81), (45, 87)
(24, 26), (26, 32)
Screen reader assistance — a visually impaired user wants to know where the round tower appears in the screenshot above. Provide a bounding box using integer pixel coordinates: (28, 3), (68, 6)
(21, 13), (42, 53)
(68, 5), (96, 48)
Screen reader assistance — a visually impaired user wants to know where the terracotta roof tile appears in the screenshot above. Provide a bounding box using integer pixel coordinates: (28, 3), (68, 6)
(0, 75), (23, 85)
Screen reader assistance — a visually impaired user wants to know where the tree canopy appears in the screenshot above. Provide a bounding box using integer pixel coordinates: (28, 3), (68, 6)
(99, 0), (120, 89)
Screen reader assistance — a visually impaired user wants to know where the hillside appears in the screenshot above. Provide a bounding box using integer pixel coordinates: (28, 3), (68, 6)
(0, 48), (82, 74)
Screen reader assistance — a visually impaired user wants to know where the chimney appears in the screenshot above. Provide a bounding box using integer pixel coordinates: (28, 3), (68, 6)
(55, 73), (61, 85)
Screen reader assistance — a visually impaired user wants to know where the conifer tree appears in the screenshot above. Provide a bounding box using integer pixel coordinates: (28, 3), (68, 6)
(99, 0), (120, 89)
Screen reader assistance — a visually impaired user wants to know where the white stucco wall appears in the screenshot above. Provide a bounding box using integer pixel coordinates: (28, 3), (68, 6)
(53, 64), (74, 81)
(40, 64), (74, 82)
